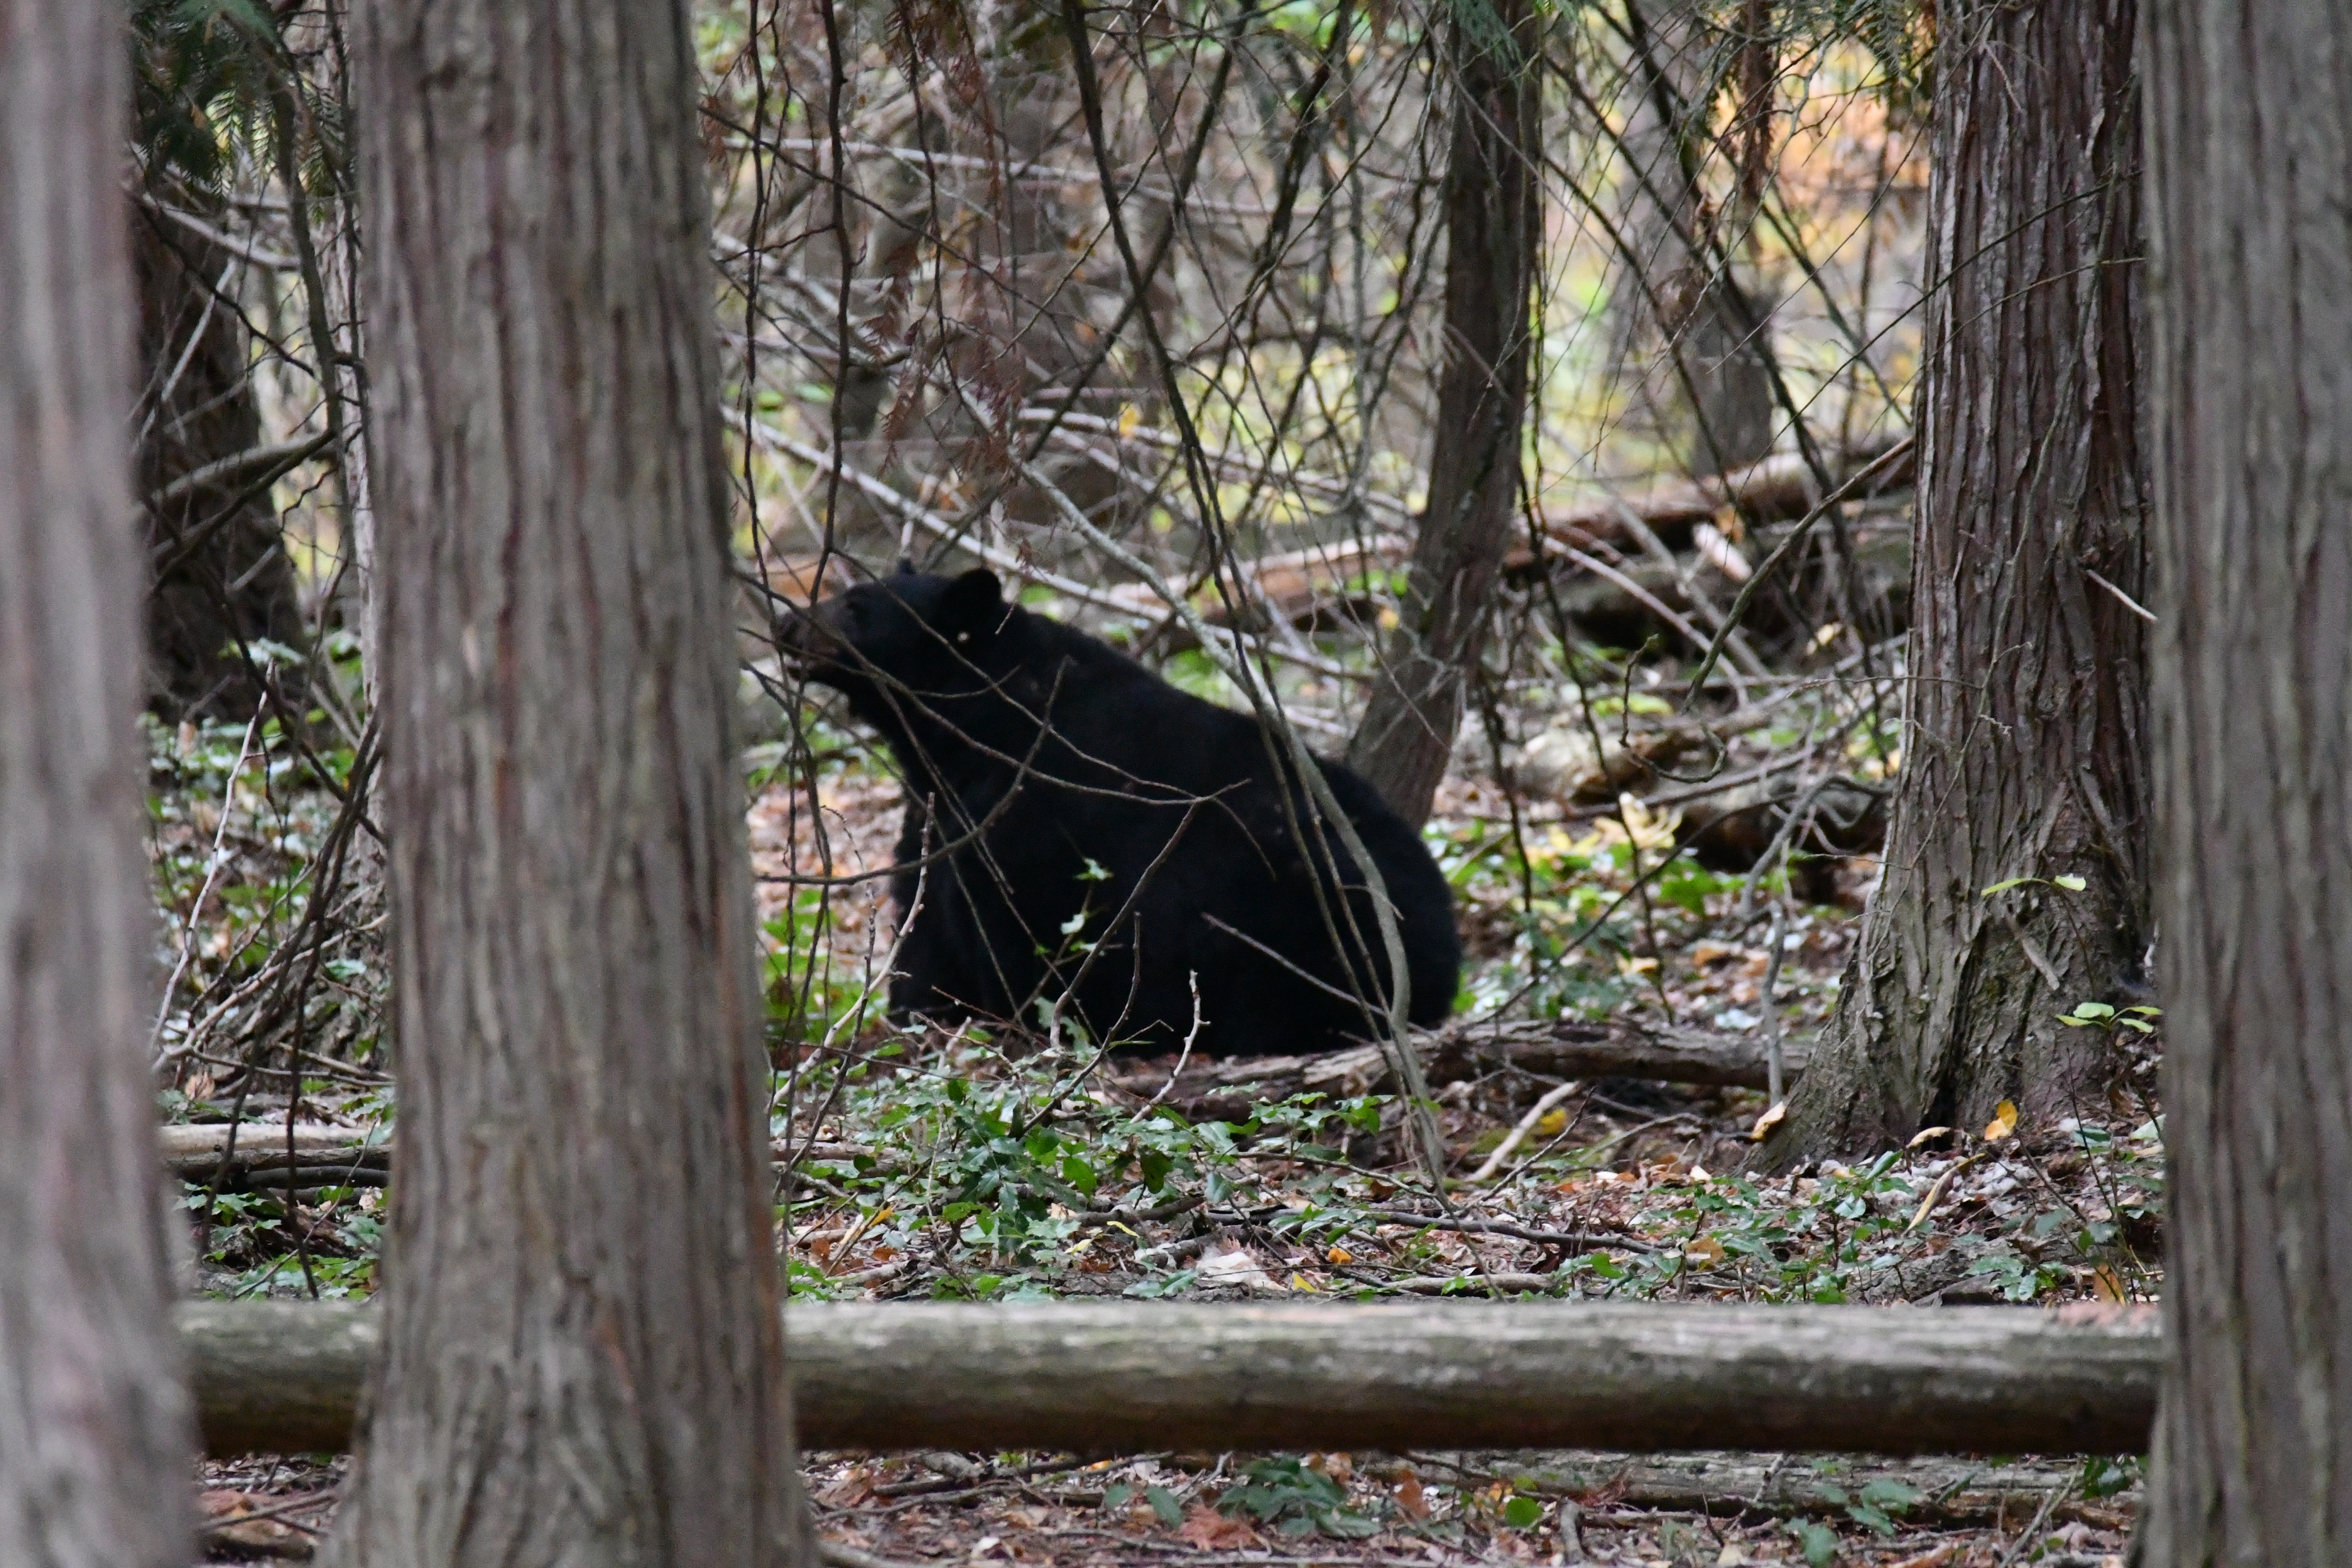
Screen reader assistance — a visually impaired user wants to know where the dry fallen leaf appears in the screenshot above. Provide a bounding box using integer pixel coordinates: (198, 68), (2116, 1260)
(1178, 1506), (1259, 1549)
(1395, 1470), (1432, 1521)
(1984, 1099), (2020, 1141)
(2093, 1265), (2131, 1303)
(1325, 1245), (1354, 1266)
(1749, 1101), (1788, 1141)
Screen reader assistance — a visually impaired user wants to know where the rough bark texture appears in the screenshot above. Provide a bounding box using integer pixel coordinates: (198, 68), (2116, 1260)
(133, 210), (307, 720)
(2139, 3), (2352, 1561)
(327, 2), (804, 1565)
(182, 1299), (2161, 1459)
(0, 6), (198, 1564)
(1346, 0), (1539, 827)
(1761, 0), (2150, 1167)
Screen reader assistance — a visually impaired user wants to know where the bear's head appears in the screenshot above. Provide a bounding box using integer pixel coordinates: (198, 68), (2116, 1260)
(779, 564), (1013, 735)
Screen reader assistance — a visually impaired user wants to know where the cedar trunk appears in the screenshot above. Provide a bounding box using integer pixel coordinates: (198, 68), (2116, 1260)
(2139, 2), (2352, 1561)
(0, 4), (198, 1564)
(1760, 0), (2150, 1166)
(325, 2), (805, 1565)
(1345, 0), (1539, 828)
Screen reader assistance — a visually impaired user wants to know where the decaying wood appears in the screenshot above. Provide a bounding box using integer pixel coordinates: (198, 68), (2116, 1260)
(1110, 1018), (1805, 1116)
(182, 1299), (2158, 1459)
(158, 1123), (392, 1184)
(1432, 1451), (2136, 1530)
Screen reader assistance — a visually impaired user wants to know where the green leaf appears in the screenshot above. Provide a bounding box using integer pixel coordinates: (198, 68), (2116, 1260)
(1794, 1520), (1838, 1568)
(2053, 874), (2088, 891)
(1980, 876), (2035, 896)
(1102, 1483), (1133, 1512)
(1502, 1495), (1544, 1530)
(1847, 1503), (1897, 1535)
(1145, 1485), (1183, 1526)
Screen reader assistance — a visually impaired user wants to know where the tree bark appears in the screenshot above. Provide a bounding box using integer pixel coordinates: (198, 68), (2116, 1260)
(133, 211), (308, 721)
(1759, 0), (2150, 1167)
(182, 1299), (2160, 1459)
(2138, 3), (2352, 1561)
(1614, 1), (1780, 477)
(1345, 0), (1540, 827)
(0, 5), (198, 1563)
(326, 2), (805, 1565)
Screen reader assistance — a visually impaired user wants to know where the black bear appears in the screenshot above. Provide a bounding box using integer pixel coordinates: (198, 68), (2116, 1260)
(781, 565), (1460, 1057)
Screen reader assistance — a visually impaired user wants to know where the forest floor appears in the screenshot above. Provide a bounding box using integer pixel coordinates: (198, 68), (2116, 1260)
(154, 697), (2157, 1568)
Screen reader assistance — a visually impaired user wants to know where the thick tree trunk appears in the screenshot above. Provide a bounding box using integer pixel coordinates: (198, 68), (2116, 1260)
(326, 3), (806, 1565)
(1759, 0), (2150, 1167)
(182, 1298), (2162, 1459)
(1345, 0), (1539, 827)
(133, 212), (308, 720)
(0, 6), (197, 1564)
(2138, 4), (2352, 1562)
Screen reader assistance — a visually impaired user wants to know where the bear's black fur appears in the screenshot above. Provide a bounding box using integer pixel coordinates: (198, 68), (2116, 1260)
(781, 566), (1461, 1057)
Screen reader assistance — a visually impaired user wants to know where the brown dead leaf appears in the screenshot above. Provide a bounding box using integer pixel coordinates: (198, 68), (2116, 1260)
(819, 1469), (878, 1507)
(196, 1491), (316, 1558)
(1395, 1471), (1432, 1521)
(2092, 1265), (2131, 1303)
(2055, 1300), (2160, 1329)
(1984, 1099), (2020, 1142)
(1178, 1505), (1260, 1549)
(1886, 1545), (1959, 1568)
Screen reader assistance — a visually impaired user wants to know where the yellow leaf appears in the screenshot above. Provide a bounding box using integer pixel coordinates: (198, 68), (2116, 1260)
(1616, 954), (1659, 979)
(1325, 1246), (1354, 1266)
(1906, 1124), (1954, 1150)
(2093, 1266), (2130, 1303)
(1290, 1271), (1318, 1291)
(1984, 1100), (2019, 1142)
(1535, 1109), (1568, 1137)
(1116, 403), (1141, 439)
(1749, 1100), (1788, 1141)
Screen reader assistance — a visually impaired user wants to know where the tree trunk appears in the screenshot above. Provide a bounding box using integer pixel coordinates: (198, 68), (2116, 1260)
(0, 5), (198, 1563)
(1758, 0), (2150, 1168)
(133, 211), (308, 721)
(325, 2), (806, 1565)
(2138, 3), (2352, 1561)
(1345, 0), (1539, 828)
(1615, 1), (1779, 476)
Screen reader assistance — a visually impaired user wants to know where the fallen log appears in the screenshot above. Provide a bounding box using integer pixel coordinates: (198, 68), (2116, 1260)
(1110, 1018), (1805, 1117)
(1424, 1450), (2137, 1530)
(160, 1122), (393, 1184)
(181, 1299), (2157, 1459)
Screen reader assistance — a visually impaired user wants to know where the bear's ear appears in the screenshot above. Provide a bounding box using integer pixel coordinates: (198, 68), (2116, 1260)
(937, 568), (1004, 638)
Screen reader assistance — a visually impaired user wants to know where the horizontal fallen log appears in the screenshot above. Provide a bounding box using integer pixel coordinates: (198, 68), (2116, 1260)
(159, 1123), (392, 1184)
(1530, 439), (1916, 558)
(1426, 1451), (2137, 1530)
(159, 1122), (875, 1186)
(1111, 1018), (1805, 1116)
(181, 1299), (2157, 1459)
